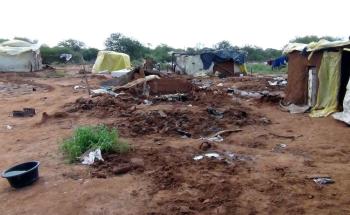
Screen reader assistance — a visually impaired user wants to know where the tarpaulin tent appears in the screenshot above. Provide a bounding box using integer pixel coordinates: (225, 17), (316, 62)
(310, 52), (341, 117)
(173, 49), (247, 76)
(0, 39), (42, 72)
(92, 51), (131, 73)
(200, 49), (247, 70)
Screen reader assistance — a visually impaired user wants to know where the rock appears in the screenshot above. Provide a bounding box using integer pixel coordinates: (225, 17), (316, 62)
(203, 199), (210, 204)
(213, 205), (227, 214)
(113, 164), (134, 175)
(179, 206), (190, 214)
(91, 172), (107, 178)
(130, 158), (145, 167)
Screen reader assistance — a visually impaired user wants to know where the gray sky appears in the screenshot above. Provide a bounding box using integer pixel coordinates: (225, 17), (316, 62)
(1, 0), (348, 49)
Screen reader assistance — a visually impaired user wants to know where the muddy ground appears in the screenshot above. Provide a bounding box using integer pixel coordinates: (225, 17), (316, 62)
(0, 67), (349, 215)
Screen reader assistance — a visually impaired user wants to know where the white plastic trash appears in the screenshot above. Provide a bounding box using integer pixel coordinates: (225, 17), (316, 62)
(111, 69), (131, 78)
(81, 148), (104, 165)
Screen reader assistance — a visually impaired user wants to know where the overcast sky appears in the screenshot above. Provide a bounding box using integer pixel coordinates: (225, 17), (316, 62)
(1, 0), (348, 50)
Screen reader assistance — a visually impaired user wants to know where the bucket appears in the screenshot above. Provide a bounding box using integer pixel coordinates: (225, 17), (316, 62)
(2, 161), (40, 188)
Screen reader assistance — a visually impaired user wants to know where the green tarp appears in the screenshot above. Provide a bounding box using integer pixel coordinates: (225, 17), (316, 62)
(310, 51), (341, 117)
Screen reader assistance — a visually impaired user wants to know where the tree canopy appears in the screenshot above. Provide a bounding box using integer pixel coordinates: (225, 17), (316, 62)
(38, 34), (345, 65)
(58, 39), (86, 51)
(105, 33), (148, 60)
(290, 35), (341, 44)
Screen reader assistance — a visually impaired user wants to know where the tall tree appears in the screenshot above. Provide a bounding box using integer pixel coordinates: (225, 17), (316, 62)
(58, 39), (86, 51)
(105, 33), (147, 60)
(214, 40), (234, 49)
(150, 44), (174, 62)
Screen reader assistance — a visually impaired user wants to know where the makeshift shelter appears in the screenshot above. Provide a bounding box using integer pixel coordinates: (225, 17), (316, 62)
(0, 39), (42, 72)
(283, 40), (350, 120)
(92, 51), (131, 73)
(172, 49), (247, 77)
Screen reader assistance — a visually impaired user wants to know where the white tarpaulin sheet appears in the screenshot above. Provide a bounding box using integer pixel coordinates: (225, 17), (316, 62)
(283, 40), (350, 55)
(0, 40), (40, 55)
(0, 39), (42, 72)
(333, 80), (350, 125)
(175, 55), (214, 76)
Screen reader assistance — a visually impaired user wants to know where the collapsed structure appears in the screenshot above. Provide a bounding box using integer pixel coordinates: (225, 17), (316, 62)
(283, 40), (350, 123)
(172, 49), (247, 77)
(92, 51), (131, 73)
(0, 39), (42, 72)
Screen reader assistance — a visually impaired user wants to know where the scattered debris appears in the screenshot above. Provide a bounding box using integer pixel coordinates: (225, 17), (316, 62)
(81, 148), (104, 165)
(312, 176), (335, 185)
(73, 85), (85, 90)
(228, 87), (283, 103)
(12, 108), (36, 117)
(211, 129), (243, 137)
(217, 83), (224, 87)
(153, 93), (188, 102)
(91, 89), (120, 97)
(259, 117), (271, 124)
(201, 134), (224, 142)
(113, 75), (160, 91)
(193, 152), (221, 161)
(193, 151), (252, 163)
(279, 102), (310, 114)
(278, 143), (287, 148)
(157, 110), (167, 118)
(227, 88), (263, 98)
(192, 79), (212, 90)
(268, 77), (287, 86)
(176, 129), (192, 138)
(143, 99), (153, 105)
(272, 143), (287, 152)
(5, 125), (12, 130)
(207, 107), (224, 119)
(111, 68), (132, 78)
(225, 152), (253, 161)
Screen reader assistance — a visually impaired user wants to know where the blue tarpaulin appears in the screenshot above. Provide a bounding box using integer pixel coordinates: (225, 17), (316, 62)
(200, 49), (247, 70)
(271, 55), (288, 68)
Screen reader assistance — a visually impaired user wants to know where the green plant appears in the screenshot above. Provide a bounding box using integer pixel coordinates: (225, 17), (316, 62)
(40, 46), (84, 65)
(246, 63), (287, 74)
(61, 125), (129, 162)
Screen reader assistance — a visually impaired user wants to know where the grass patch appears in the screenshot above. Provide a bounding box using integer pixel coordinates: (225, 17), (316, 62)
(246, 63), (287, 74)
(61, 125), (129, 162)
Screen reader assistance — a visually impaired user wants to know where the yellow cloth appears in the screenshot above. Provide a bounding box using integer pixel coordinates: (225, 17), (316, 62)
(240, 64), (247, 74)
(310, 51), (341, 117)
(92, 51), (131, 73)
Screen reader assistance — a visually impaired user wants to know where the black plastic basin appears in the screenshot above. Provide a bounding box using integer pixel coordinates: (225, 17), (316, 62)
(2, 161), (40, 188)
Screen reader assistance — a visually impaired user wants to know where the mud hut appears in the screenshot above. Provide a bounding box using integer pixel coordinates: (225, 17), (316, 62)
(283, 40), (350, 119)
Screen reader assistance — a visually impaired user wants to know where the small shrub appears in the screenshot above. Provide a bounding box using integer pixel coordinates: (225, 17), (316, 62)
(61, 125), (129, 162)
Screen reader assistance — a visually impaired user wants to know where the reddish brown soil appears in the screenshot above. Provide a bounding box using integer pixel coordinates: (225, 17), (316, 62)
(0, 68), (349, 215)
